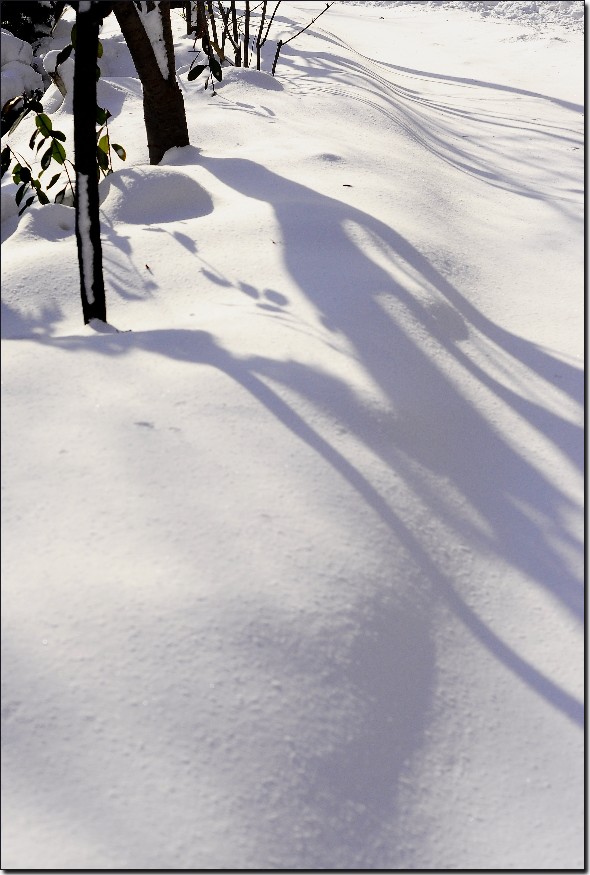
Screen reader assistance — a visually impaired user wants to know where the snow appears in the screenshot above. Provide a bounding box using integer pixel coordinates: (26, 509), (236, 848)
(1, 0), (584, 870)
(76, 172), (95, 304)
(0, 30), (43, 107)
(137, 1), (170, 80)
(346, 0), (585, 31)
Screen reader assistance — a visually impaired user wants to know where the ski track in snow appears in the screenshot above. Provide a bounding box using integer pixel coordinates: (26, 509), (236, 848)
(0, 1), (584, 870)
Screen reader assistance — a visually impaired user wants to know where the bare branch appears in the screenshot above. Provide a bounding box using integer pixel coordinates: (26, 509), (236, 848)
(261, 0), (280, 47)
(280, 2), (334, 47)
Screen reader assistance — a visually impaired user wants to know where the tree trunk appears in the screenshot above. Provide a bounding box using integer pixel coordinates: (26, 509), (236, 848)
(112, 1), (189, 165)
(243, 0), (249, 67)
(74, 1), (107, 324)
(230, 1), (241, 66)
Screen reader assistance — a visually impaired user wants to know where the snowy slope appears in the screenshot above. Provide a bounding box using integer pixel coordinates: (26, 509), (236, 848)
(1, 1), (584, 869)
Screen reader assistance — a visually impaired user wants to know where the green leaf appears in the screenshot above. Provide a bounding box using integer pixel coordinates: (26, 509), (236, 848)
(12, 163), (22, 184)
(37, 190), (50, 205)
(40, 145), (53, 171)
(31, 178), (41, 190)
(96, 106), (111, 125)
(209, 56), (222, 82)
(51, 130), (66, 142)
(46, 172), (61, 190)
(15, 183), (27, 206)
(54, 43), (73, 69)
(1, 146), (11, 177)
(112, 143), (126, 161)
(96, 145), (109, 171)
(29, 100), (44, 114)
(97, 40), (103, 58)
(188, 64), (207, 81)
(54, 187), (67, 204)
(29, 128), (39, 150)
(18, 196), (35, 216)
(98, 134), (110, 153)
(51, 140), (66, 164)
(19, 166), (31, 183)
(36, 136), (49, 152)
(35, 113), (53, 136)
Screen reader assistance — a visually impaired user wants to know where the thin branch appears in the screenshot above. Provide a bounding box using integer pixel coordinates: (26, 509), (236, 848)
(206, 0), (219, 48)
(261, 0), (280, 47)
(230, 0), (241, 65)
(271, 2), (334, 75)
(216, 1), (238, 54)
(280, 1), (334, 47)
(255, 0), (267, 69)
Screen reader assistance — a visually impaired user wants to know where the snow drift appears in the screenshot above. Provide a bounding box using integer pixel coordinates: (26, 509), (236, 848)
(1, 1), (583, 869)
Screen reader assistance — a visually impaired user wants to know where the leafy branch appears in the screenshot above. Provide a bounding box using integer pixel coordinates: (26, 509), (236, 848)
(1, 23), (126, 216)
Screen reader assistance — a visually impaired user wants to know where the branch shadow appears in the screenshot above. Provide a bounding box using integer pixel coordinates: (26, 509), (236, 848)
(1, 573), (434, 868)
(274, 42), (583, 217)
(29, 322), (582, 731)
(196, 153), (583, 609)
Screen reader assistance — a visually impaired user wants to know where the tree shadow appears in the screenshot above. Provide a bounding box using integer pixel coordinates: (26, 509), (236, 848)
(1, 569), (435, 868)
(31, 322), (582, 730)
(274, 42), (583, 218)
(196, 151), (583, 607)
(4, 298), (582, 865)
(3, 138), (582, 723)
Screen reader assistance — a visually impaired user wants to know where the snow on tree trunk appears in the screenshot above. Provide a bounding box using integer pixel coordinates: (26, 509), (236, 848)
(136, 1), (169, 79)
(74, 1), (107, 324)
(112, 1), (189, 166)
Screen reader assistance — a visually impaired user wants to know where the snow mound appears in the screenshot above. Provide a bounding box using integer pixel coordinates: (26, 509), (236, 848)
(218, 66), (284, 92)
(1, 28), (34, 65)
(16, 202), (75, 242)
(99, 167), (214, 225)
(1, 30), (42, 107)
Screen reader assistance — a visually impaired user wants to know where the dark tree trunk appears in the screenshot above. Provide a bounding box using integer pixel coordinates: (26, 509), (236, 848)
(243, 0), (249, 67)
(230, 1), (241, 66)
(74, 1), (107, 324)
(112, 1), (189, 165)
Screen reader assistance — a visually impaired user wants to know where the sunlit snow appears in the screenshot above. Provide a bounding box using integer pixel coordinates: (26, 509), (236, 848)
(0, 1), (583, 870)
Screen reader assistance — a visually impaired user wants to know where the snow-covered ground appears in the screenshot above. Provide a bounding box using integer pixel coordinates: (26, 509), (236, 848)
(1, 1), (584, 869)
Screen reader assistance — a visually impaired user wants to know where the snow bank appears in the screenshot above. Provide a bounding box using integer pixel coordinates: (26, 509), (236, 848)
(346, 0), (584, 31)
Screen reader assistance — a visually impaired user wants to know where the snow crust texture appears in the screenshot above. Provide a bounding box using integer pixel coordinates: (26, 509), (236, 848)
(346, 0), (584, 30)
(0, 1), (584, 870)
